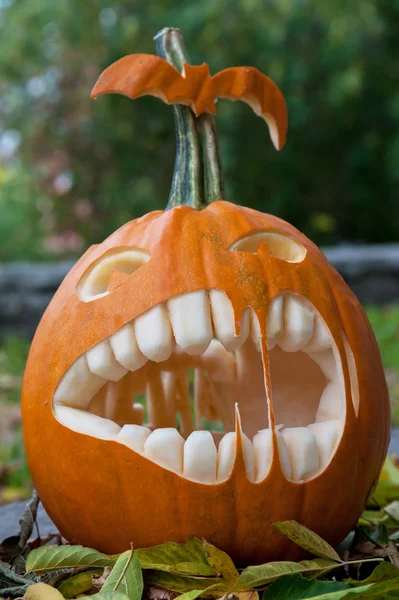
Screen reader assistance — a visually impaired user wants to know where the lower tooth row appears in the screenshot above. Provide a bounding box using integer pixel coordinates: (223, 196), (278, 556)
(55, 405), (341, 483)
(119, 420), (341, 482)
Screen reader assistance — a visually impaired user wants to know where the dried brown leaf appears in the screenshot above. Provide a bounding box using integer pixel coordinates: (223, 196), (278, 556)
(145, 585), (172, 600)
(92, 566), (113, 589)
(386, 541), (399, 567)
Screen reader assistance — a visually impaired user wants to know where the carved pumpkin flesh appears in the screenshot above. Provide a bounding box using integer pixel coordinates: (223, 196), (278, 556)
(22, 28), (390, 565)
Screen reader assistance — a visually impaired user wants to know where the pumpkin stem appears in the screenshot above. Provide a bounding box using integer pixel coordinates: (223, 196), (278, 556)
(154, 28), (224, 209)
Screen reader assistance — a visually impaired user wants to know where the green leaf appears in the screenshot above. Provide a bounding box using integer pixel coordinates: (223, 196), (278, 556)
(262, 574), (350, 599)
(136, 538), (216, 576)
(273, 521), (342, 562)
(90, 593), (131, 600)
(57, 568), (103, 598)
(384, 501), (399, 525)
(102, 548), (143, 600)
(167, 562), (217, 577)
(146, 572), (224, 598)
(382, 456), (399, 485)
(371, 481), (399, 508)
(174, 585), (221, 600)
(345, 562), (399, 586)
(201, 539), (239, 584)
(232, 558), (338, 590)
(356, 523), (390, 548)
(25, 545), (115, 575)
(0, 562), (39, 598)
(264, 576), (399, 599)
(24, 582), (65, 600)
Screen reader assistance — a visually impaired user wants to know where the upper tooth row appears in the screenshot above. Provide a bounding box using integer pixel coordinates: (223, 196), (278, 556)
(54, 405), (341, 483)
(54, 291), (332, 406)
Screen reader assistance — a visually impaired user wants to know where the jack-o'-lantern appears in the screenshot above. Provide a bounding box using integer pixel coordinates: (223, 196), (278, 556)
(22, 28), (390, 565)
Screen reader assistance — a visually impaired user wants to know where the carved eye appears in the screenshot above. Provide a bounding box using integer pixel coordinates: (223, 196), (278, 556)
(77, 248), (150, 302)
(230, 231), (306, 263)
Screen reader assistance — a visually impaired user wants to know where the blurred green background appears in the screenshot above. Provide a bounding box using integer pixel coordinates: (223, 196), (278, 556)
(1, 0), (399, 259)
(0, 0), (399, 501)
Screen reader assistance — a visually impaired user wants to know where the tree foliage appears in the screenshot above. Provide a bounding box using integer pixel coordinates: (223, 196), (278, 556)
(0, 0), (398, 260)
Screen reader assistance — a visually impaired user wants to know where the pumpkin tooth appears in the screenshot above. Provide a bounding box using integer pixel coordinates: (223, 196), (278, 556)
(209, 290), (250, 351)
(168, 290), (213, 355)
(115, 424), (151, 453)
(109, 323), (148, 372)
(217, 430), (255, 482)
(307, 420), (342, 469)
(183, 431), (217, 483)
(250, 310), (262, 352)
(253, 427), (291, 482)
(315, 381), (343, 422)
(144, 427), (185, 474)
(281, 427), (320, 481)
(53, 355), (106, 409)
(303, 315), (332, 353)
(86, 340), (128, 381)
(134, 304), (174, 362)
(54, 405), (121, 439)
(201, 339), (236, 382)
(266, 295), (284, 349)
(278, 295), (315, 352)
(307, 348), (337, 380)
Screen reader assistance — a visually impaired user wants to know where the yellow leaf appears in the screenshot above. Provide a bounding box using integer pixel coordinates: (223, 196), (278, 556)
(380, 454), (399, 484)
(24, 582), (64, 600)
(57, 569), (103, 598)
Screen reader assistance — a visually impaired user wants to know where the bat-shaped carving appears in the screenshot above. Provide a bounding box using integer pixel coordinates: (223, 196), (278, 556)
(91, 54), (287, 150)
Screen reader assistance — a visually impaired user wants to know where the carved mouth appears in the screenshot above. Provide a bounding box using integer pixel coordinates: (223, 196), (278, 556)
(53, 290), (354, 484)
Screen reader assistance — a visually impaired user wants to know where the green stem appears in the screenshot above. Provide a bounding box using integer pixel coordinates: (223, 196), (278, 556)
(198, 114), (225, 203)
(154, 27), (224, 209)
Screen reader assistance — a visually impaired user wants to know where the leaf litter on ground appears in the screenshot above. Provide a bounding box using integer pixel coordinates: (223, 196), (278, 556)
(3, 455), (399, 599)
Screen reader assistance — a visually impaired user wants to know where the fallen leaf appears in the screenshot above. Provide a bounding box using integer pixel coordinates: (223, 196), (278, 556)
(146, 572), (224, 598)
(232, 558), (338, 590)
(384, 501), (399, 525)
(273, 521), (342, 562)
(24, 582), (64, 600)
(262, 573), (349, 599)
(84, 592), (130, 600)
(145, 585), (171, 600)
(0, 561), (38, 598)
(364, 523), (389, 547)
(20, 489), (39, 548)
(380, 455), (399, 485)
(345, 561), (399, 586)
(172, 585), (221, 600)
(25, 545), (115, 574)
(57, 568), (103, 598)
(93, 566), (113, 589)
(0, 489), (39, 564)
(136, 538), (216, 576)
(233, 591), (259, 600)
(201, 540), (239, 584)
(386, 541), (399, 567)
(102, 548), (143, 600)
(370, 481), (399, 508)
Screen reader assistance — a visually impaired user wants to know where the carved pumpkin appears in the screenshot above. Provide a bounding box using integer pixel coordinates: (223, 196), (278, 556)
(22, 28), (389, 565)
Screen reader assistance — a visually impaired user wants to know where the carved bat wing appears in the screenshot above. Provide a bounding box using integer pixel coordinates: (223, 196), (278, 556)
(92, 55), (287, 150)
(210, 67), (287, 150)
(91, 54), (192, 106)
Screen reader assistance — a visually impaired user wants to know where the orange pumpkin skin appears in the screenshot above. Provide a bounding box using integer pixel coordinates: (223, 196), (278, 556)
(22, 200), (390, 565)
